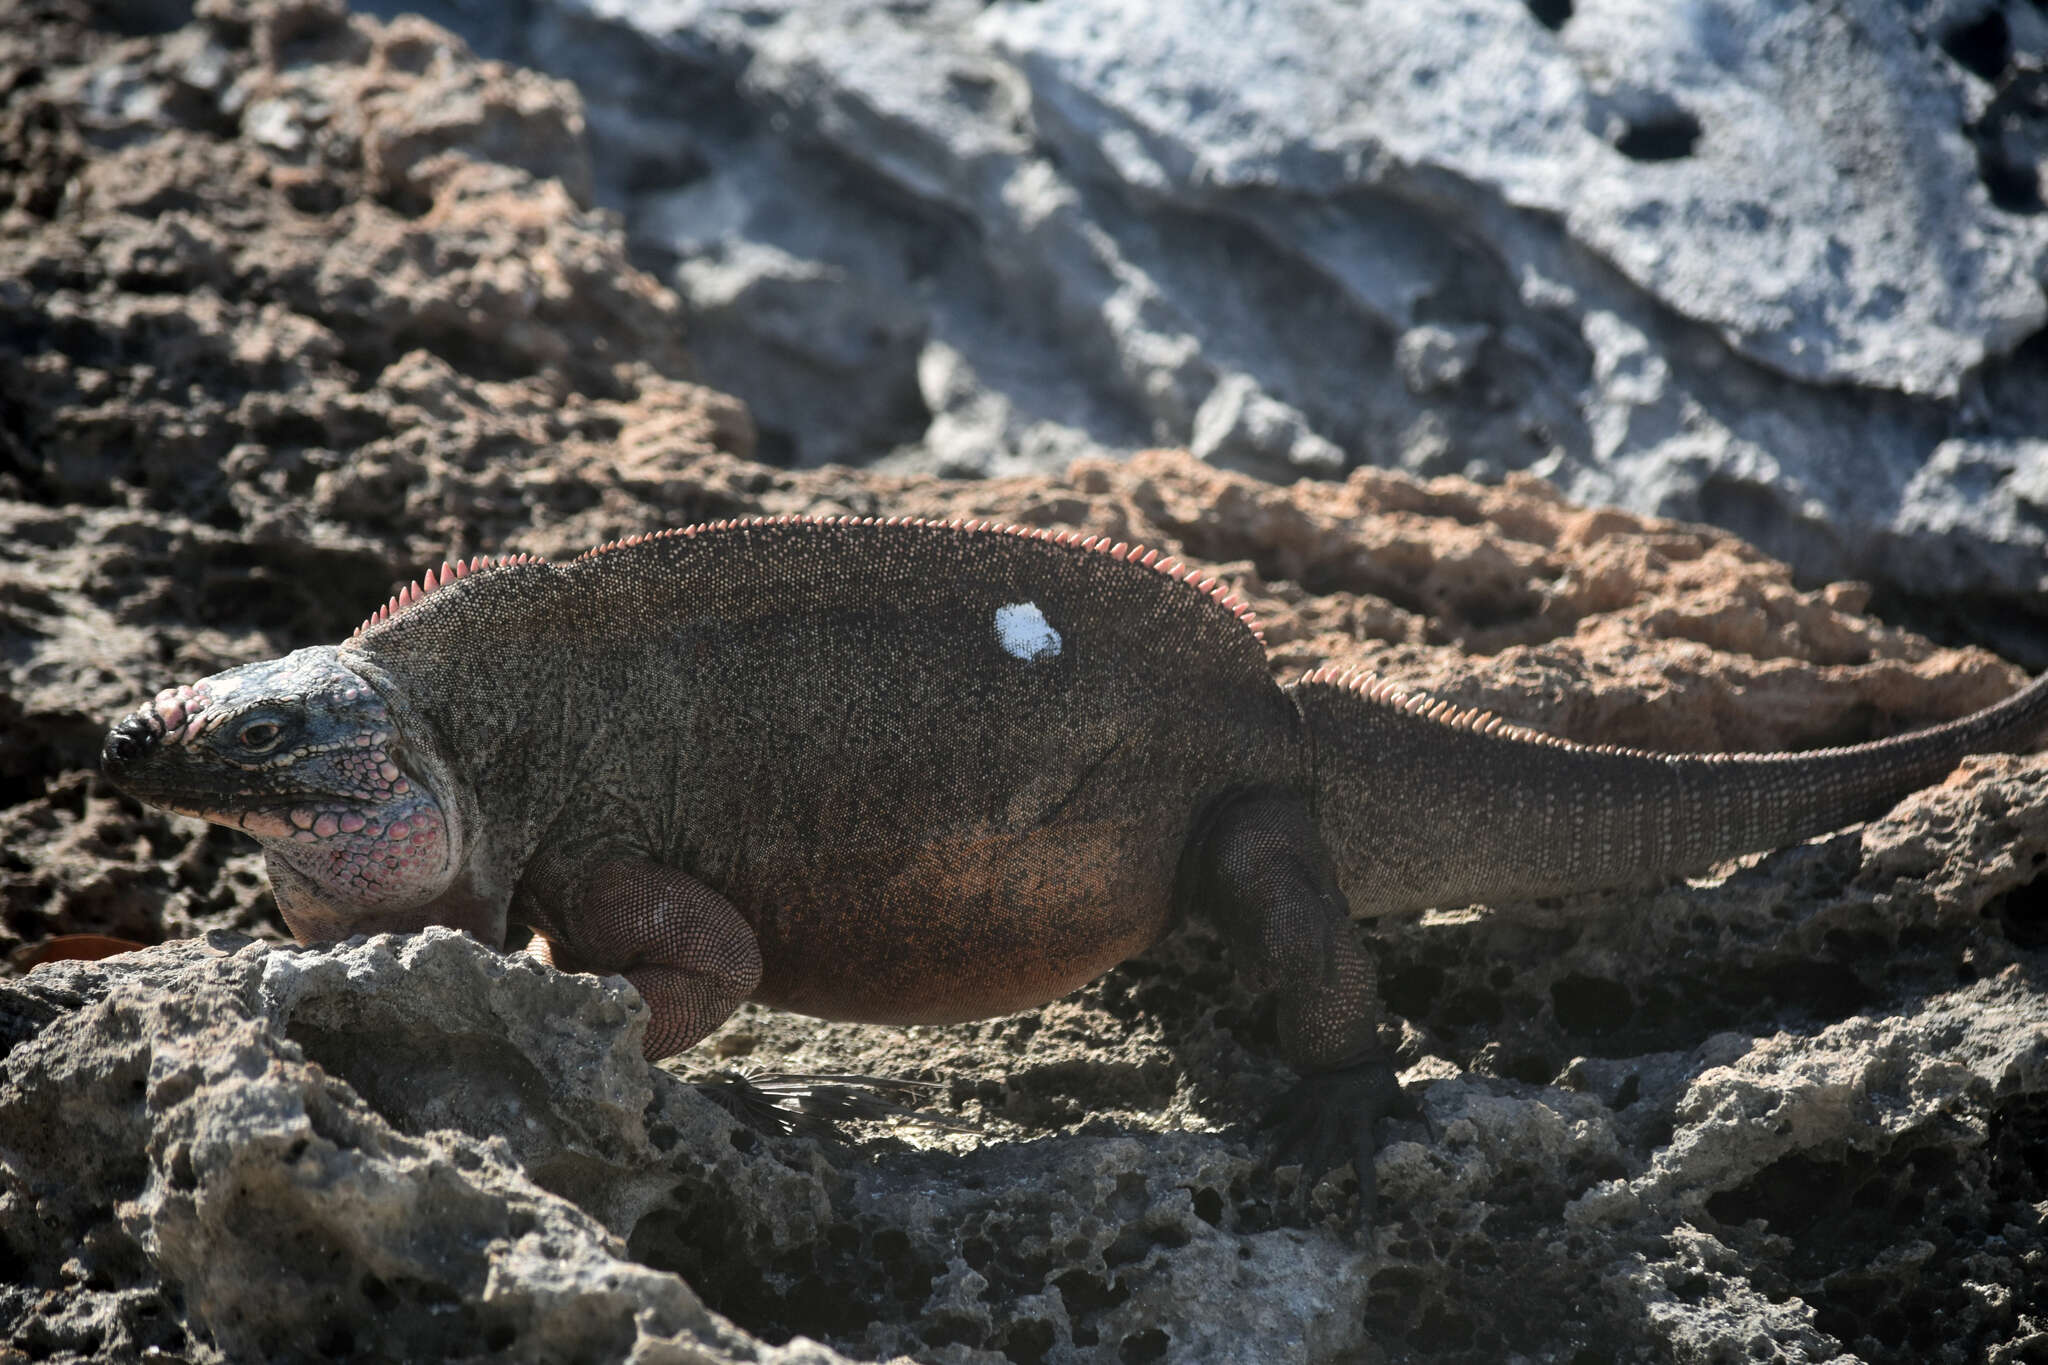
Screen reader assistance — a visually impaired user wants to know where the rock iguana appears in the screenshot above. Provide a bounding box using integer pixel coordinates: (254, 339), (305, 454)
(98, 517), (2048, 1197)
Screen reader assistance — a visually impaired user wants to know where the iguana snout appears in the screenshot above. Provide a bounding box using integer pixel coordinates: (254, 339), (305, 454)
(100, 646), (464, 938)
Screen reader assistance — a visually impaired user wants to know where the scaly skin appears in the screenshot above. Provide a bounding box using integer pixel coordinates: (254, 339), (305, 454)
(101, 516), (2048, 1214)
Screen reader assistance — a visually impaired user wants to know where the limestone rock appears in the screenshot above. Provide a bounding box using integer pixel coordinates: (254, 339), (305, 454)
(377, 0), (2048, 630)
(3, 4), (2046, 1362)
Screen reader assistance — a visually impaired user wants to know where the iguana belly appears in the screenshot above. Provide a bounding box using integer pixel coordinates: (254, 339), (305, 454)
(741, 814), (1180, 1023)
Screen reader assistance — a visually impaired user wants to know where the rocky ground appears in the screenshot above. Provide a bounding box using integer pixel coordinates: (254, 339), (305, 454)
(2, 2), (2045, 1363)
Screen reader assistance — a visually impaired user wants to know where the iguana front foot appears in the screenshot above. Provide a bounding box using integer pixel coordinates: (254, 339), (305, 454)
(1266, 1055), (1406, 1222)
(521, 853), (764, 1060)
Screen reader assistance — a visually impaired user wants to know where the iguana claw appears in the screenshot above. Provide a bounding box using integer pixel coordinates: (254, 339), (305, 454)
(692, 1067), (980, 1140)
(1266, 1056), (1406, 1224)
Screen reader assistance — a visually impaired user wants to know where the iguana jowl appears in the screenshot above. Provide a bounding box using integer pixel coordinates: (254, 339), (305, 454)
(100, 517), (2048, 1188)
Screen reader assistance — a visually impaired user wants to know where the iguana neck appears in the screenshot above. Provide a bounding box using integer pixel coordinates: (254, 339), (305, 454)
(340, 638), (586, 932)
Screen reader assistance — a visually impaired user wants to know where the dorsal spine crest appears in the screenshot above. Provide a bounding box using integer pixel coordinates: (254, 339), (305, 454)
(1298, 665), (1894, 761)
(1302, 664), (1663, 757)
(358, 515), (1263, 644)
(351, 552), (543, 639)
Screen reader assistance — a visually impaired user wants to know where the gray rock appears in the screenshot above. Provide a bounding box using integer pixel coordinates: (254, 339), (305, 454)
(8, 4), (2048, 1361)
(0, 931), (832, 1364)
(671, 234), (930, 467)
(376, 0), (2048, 634)
(0, 930), (1374, 1364)
(10, 734), (2048, 1362)
(1190, 373), (1345, 475)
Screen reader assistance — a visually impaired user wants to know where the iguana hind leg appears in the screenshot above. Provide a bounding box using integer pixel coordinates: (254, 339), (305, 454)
(1196, 790), (1404, 1213)
(525, 854), (763, 1060)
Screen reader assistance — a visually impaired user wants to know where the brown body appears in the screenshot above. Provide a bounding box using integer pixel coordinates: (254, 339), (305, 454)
(341, 520), (1303, 1026)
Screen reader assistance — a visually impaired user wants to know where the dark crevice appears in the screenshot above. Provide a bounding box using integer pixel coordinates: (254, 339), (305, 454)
(1942, 9), (2013, 81)
(1613, 108), (1702, 162)
(1978, 140), (2046, 213)
(95, 0), (196, 36)
(1120, 1328), (1170, 1363)
(1970, 68), (2048, 215)
(1867, 581), (2048, 672)
(1550, 975), (1633, 1036)
(1990, 869), (2048, 949)
(1524, 0), (1572, 31)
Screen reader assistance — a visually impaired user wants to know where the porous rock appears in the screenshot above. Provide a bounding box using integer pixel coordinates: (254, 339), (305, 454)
(382, 0), (2048, 632)
(0, 930), (834, 1364)
(4, 3), (2047, 1362)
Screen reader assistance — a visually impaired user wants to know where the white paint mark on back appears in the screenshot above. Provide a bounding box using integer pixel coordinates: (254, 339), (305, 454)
(994, 601), (1062, 662)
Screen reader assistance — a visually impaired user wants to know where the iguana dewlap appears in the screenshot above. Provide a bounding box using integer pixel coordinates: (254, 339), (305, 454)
(100, 517), (2048, 1189)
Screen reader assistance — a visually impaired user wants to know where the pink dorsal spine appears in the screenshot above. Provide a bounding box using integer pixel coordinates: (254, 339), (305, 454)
(349, 553), (542, 639)
(1299, 663), (1736, 759)
(565, 514), (1266, 640)
(350, 516), (1265, 644)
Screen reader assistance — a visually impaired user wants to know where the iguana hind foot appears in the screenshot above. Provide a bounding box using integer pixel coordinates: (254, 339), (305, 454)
(1196, 790), (1398, 1214)
(1266, 1055), (1406, 1224)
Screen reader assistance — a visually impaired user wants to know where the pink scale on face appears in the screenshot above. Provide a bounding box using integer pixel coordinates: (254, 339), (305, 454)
(173, 653), (463, 918)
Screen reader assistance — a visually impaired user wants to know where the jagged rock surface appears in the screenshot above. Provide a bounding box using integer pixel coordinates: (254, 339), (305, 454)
(367, 0), (2048, 648)
(0, 931), (845, 1365)
(3, 4), (2047, 1364)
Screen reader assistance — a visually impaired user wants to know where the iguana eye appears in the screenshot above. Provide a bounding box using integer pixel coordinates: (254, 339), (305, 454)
(237, 720), (283, 753)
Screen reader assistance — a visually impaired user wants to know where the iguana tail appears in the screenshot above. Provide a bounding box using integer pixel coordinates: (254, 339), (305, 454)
(1291, 665), (2048, 916)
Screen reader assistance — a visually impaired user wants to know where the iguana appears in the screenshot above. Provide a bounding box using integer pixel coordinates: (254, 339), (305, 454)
(99, 516), (2048, 1201)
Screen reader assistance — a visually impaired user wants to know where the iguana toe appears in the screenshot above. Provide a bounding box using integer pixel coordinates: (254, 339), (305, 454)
(1266, 1056), (1405, 1226)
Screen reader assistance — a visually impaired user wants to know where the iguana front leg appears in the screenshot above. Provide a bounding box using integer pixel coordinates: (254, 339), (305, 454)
(521, 852), (763, 1059)
(1196, 791), (1405, 1213)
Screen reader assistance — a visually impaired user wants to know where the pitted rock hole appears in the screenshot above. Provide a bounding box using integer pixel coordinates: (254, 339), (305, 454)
(1549, 974), (1633, 1035)
(1941, 9), (2013, 82)
(1969, 69), (2045, 214)
(1381, 961), (1444, 1020)
(1992, 863), (2048, 948)
(1119, 1327), (1170, 1363)
(1613, 107), (1703, 162)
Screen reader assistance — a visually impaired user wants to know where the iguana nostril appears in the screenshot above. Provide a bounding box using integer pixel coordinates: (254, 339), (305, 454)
(101, 716), (161, 773)
(102, 734), (137, 772)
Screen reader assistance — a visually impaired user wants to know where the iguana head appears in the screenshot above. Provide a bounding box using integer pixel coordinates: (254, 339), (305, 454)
(100, 646), (471, 944)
